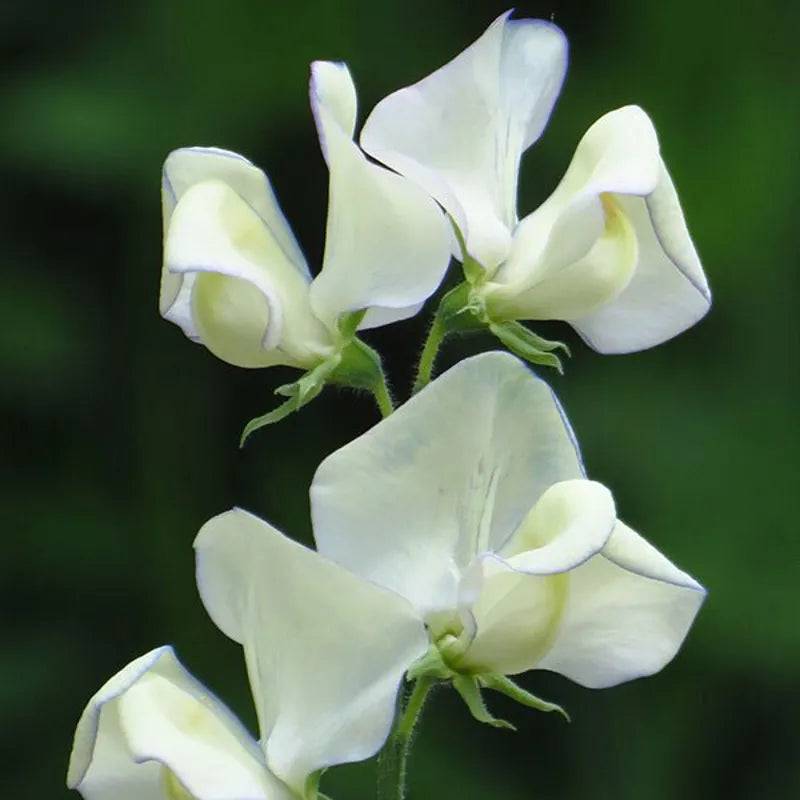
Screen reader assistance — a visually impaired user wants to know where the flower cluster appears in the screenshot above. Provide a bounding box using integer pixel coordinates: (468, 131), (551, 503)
(68, 12), (709, 800)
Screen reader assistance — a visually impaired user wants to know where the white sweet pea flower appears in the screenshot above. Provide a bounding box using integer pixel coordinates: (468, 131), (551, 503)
(68, 523), (429, 799)
(160, 61), (450, 371)
(361, 12), (711, 355)
(310, 352), (705, 698)
(67, 646), (290, 800)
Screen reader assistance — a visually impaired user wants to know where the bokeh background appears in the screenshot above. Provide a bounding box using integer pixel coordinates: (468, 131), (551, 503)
(3, 1), (798, 797)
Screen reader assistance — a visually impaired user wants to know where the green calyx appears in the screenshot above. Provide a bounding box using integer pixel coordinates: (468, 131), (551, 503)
(407, 643), (569, 732)
(412, 276), (570, 395)
(439, 281), (571, 373)
(439, 220), (571, 373)
(488, 319), (571, 374)
(240, 311), (393, 446)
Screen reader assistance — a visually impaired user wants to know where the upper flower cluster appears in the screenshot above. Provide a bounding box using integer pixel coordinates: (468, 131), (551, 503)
(361, 12), (711, 354)
(160, 62), (451, 371)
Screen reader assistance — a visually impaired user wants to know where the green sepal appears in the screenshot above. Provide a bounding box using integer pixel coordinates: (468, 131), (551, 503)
(436, 282), (486, 333)
(239, 354), (341, 447)
(452, 674), (516, 731)
(489, 320), (570, 374)
(330, 337), (394, 417)
(336, 308), (367, 341)
(329, 337), (384, 392)
(449, 219), (485, 286)
(478, 673), (570, 722)
(304, 769), (333, 800)
(407, 644), (455, 682)
(239, 308), (395, 445)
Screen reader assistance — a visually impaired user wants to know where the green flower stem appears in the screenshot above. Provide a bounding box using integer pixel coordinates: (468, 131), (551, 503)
(372, 373), (395, 418)
(412, 316), (446, 395)
(377, 677), (435, 800)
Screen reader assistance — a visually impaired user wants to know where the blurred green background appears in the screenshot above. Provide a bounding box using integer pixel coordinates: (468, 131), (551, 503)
(2, 0), (798, 797)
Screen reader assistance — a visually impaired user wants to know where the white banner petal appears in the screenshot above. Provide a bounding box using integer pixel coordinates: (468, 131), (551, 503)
(194, 509), (428, 795)
(67, 647), (284, 800)
(308, 62), (450, 331)
(537, 520), (706, 687)
(361, 13), (568, 271)
(311, 352), (584, 617)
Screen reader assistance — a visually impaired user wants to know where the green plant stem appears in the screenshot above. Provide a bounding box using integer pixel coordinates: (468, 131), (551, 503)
(412, 317), (446, 395)
(371, 374), (395, 418)
(376, 677), (435, 800)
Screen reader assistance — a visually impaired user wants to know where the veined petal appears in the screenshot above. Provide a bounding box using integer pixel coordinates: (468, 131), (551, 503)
(491, 106), (710, 350)
(360, 13), (568, 272)
(165, 179), (332, 368)
(308, 62), (451, 331)
(537, 520), (706, 688)
(457, 480), (615, 675)
(310, 352), (584, 617)
(194, 509), (428, 795)
(161, 147), (310, 342)
(67, 647), (285, 800)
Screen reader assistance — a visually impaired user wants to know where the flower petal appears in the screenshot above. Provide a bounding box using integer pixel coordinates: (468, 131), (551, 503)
(67, 646), (284, 800)
(358, 301), (425, 330)
(307, 62), (451, 331)
(165, 179), (331, 368)
(161, 147), (310, 341)
(537, 520), (706, 688)
(194, 509), (428, 795)
(500, 479), (616, 570)
(572, 164), (711, 353)
(491, 106), (710, 350)
(457, 559), (568, 676)
(457, 480), (616, 675)
(311, 352), (584, 617)
(360, 13), (568, 271)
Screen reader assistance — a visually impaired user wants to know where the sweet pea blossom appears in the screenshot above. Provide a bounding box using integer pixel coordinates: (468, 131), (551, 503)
(160, 61), (450, 371)
(193, 352), (704, 752)
(67, 647), (291, 800)
(67, 529), (428, 799)
(360, 13), (711, 354)
(310, 352), (705, 692)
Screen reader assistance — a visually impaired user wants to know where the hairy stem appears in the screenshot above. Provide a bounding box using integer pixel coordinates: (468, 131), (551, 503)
(371, 374), (395, 418)
(376, 677), (435, 800)
(412, 317), (446, 395)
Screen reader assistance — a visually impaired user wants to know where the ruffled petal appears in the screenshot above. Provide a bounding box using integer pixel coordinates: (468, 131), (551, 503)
(457, 480), (616, 675)
(165, 179), (332, 368)
(67, 647), (284, 800)
(537, 520), (706, 687)
(308, 62), (450, 331)
(573, 164), (711, 353)
(360, 13), (568, 271)
(161, 147), (310, 342)
(194, 509), (428, 795)
(488, 106), (710, 350)
(311, 352), (584, 617)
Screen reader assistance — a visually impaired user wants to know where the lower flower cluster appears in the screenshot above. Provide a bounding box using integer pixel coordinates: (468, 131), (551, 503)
(68, 355), (705, 800)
